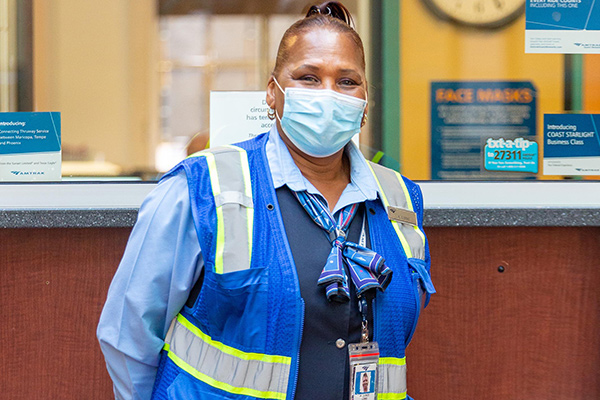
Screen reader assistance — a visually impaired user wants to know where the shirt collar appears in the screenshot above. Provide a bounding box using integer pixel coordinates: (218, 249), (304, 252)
(265, 124), (380, 212)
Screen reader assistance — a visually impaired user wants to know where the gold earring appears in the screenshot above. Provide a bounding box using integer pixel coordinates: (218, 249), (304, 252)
(268, 108), (276, 120)
(361, 113), (368, 127)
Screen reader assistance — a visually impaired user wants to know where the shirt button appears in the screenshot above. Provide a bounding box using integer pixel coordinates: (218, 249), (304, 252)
(335, 338), (346, 349)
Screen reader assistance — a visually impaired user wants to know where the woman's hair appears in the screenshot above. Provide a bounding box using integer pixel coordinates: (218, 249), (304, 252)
(272, 1), (365, 76)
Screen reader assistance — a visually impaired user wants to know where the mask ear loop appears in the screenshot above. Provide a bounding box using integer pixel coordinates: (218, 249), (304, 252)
(272, 76), (285, 95)
(361, 91), (368, 127)
(272, 76), (285, 123)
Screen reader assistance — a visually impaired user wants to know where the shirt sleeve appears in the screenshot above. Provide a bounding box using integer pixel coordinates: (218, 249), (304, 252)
(97, 169), (203, 400)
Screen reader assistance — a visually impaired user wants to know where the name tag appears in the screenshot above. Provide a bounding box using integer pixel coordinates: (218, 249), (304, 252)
(387, 206), (417, 227)
(349, 342), (379, 400)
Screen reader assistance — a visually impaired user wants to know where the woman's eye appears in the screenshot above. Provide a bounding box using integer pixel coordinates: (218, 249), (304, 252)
(299, 75), (318, 83)
(339, 79), (358, 86)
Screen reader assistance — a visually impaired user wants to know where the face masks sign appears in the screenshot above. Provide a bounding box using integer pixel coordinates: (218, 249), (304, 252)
(274, 77), (367, 157)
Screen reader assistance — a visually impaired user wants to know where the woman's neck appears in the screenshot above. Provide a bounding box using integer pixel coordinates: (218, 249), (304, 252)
(284, 136), (351, 211)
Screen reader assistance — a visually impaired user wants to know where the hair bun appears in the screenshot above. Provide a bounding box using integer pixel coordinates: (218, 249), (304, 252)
(306, 1), (354, 27)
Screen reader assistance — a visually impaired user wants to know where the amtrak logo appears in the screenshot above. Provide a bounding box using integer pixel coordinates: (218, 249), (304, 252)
(574, 43), (600, 49)
(10, 170), (44, 176)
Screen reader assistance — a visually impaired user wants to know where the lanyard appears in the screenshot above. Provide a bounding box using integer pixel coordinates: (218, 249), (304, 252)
(358, 214), (370, 343)
(350, 211), (381, 400)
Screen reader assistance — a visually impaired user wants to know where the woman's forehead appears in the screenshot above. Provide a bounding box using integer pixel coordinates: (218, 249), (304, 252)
(283, 28), (364, 72)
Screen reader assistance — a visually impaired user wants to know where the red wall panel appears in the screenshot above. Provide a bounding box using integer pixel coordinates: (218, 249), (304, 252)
(2, 226), (599, 399)
(409, 227), (600, 399)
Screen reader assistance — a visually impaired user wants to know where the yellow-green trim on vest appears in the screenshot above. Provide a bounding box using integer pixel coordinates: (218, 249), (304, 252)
(187, 145), (254, 274)
(164, 314), (291, 399)
(367, 162), (426, 261)
(378, 357), (408, 399)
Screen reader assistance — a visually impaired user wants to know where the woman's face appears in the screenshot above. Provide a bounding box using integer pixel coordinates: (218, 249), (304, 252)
(266, 27), (368, 129)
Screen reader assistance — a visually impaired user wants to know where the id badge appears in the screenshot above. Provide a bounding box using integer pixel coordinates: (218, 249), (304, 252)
(349, 341), (379, 400)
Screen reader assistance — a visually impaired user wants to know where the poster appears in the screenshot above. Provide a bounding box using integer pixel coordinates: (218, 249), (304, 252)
(209, 91), (274, 148)
(525, 0), (600, 53)
(431, 81), (538, 180)
(0, 112), (61, 181)
(543, 113), (600, 175)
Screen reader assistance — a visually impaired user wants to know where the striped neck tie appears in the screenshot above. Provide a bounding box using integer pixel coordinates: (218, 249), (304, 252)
(294, 190), (393, 302)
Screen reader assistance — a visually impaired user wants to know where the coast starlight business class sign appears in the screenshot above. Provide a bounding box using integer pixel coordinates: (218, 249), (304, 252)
(0, 112), (61, 181)
(525, 0), (600, 53)
(543, 114), (600, 175)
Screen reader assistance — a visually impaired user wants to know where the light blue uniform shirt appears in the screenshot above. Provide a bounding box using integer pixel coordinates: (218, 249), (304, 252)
(97, 125), (380, 399)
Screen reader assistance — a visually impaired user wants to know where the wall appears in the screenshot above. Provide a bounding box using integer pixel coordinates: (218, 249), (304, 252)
(3, 225), (599, 398)
(409, 226), (600, 399)
(33, 0), (159, 171)
(0, 227), (128, 399)
(399, 2), (564, 180)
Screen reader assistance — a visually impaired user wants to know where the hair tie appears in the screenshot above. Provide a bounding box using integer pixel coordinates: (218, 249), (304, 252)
(306, 2), (354, 28)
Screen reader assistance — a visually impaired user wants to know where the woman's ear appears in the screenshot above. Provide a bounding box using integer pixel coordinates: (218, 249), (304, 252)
(266, 76), (277, 109)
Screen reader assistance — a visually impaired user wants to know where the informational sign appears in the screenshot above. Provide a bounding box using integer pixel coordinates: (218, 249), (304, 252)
(543, 113), (600, 175)
(0, 112), (61, 181)
(525, 0), (600, 54)
(209, 91), (274, 148)
(431, 81), (538, 180)
(484, 138), (539, 173)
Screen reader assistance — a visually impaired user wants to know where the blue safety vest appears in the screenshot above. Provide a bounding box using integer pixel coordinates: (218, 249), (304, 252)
(150, 133), (434, 400)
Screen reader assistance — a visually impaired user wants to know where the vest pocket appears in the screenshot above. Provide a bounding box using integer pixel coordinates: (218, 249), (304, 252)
(202, 267), (269, 350)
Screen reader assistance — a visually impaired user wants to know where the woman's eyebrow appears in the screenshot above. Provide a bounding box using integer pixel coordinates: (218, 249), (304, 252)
(293, 65), (360, 76)
(294, 64), (320, 72)
(338, 68), (360, 75)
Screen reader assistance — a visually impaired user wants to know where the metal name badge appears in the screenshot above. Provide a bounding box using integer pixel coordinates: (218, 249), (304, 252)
(387, 206), (417, 227)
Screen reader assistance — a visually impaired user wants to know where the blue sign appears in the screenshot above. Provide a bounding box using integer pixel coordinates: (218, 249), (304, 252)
(0, 112), (61, 155)
(484, 138), (539, 173)
(543, 113), (600, 175)
(0, 112), (61, 181)
(431, 81), (538, 180)
(526, 0), (600, 53)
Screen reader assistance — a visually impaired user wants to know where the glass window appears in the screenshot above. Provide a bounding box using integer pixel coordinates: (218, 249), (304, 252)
(3, 0), (598, 181)
(0, 0), (19, 112)
(156, 13), (297, 171)
(394, 1), (599, 181)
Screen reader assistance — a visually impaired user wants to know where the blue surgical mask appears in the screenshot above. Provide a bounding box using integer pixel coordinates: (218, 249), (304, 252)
(273, 77), (367, 158)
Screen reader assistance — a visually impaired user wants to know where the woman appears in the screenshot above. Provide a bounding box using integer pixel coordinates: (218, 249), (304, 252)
(97, 2), (434, 399)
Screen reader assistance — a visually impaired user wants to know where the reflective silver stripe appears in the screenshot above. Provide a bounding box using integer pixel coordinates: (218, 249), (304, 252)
(164, 315), (290, 399)
(368, 162), (425, 260)
(214, 191), (253, 208)
(378, 359), (407, 398)
(198, 145), (254, 274)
